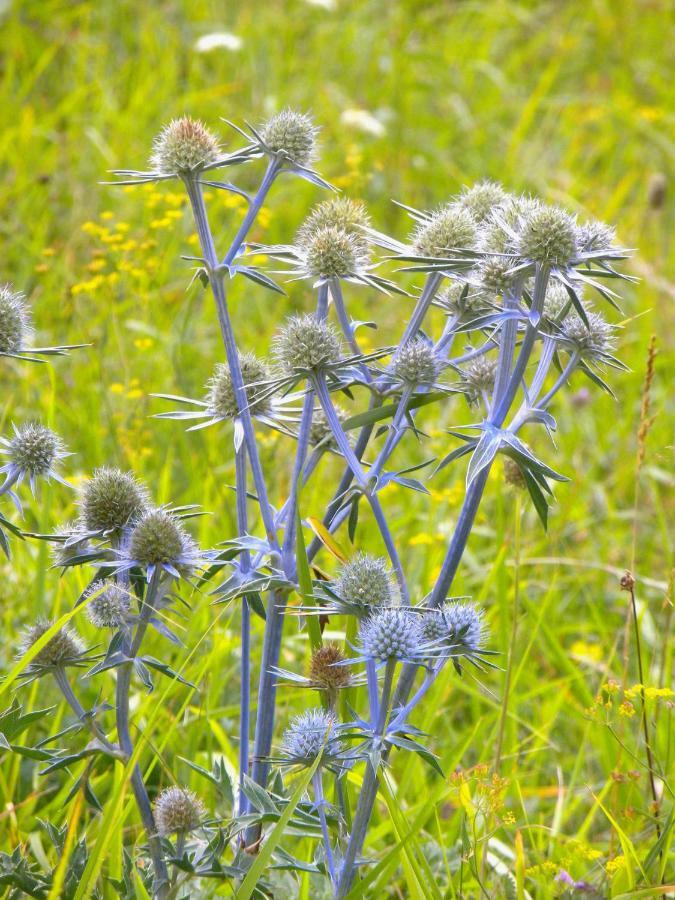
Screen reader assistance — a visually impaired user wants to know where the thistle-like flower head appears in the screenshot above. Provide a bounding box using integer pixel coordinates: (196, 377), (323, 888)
(335, 553), (395, 614)
(411, 203), (478, 258)
(503, 458), (526, 489)
(154, 786), (206, 835)
(462, 357), (497, 406)
(515, 204), (578, 267)
(260, 109), (319, 167)
(205, 353), (272, 420)
(282, 708), (342, 762)
(560, 311), (615, 361)
(150, 117), (220, 174)
(51, 522), (92, 569)
(78, 467), (149, 534)
(360, 608), (423, 662)
(310, 405), (350, 450)
(435, 282), (489, 318)
(0, 423), (69, 491)
(85, 580), (132, 629)
(421, 601), (485, 654)
(0, 284), (32, 354)
(391, 338), (443, 387)
(542, 280), (573, 321)
(273, 314), (342, 373)
(475, 255), (518, 298)
(128, 508), (200, 576)
(308, 643), (351, 690)
(576, 219), (616, 254)
(297, 197), (370, 251)
(19, 619), (86, 671)
(301, 225), (370, 279)
(458, 180), (507, 222)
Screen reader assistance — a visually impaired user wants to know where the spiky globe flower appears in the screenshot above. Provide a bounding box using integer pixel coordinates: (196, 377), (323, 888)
(310, 405), (351, 450)
(0, 284), (32, 353)
(260, 109), (318, 167)
(78, 467), (149, 534)
(128, 508), (199, 572)
(205, 353), (272, 420)
(476, 255), (518, 297)
(411, 204), (478, 257)
(542, 281), (573, 321)
(391, 339), (443, 386)
(154, 786), (206, 836)
(515, 204), (578, 267)
(1, 423), (67, 483)
(435, 282), (488, 318)
(576, 219), (616, 254)
(308, 644), (351, 690)
(458, 181), (507, 222)
(19, 619), (85, 670)
(481, 195), (541, 255)
(273, 314), (342, 373)
(560, 311), (615, 361)
(462, 357), (497, 406)
(297, 198), (370, 253)
(503, 458), (526, 489)
(150, 117), (220, 174)
(302, 225), (370, 279)
(51, 522), (92, 568)
(85, 580), (131, 629)
(360, 608), (423, 661)
(438, 601), (485, 652)
(282, 709), (342, 762)
(335, 553), (395, 614)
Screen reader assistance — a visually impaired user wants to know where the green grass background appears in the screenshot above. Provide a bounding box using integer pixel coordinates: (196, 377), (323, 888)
(0, 0), (673, 896)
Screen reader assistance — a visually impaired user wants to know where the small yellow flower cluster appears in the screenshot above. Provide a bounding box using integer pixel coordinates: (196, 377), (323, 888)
(605, 855), (626, 875)
(624, 683), (673, 701)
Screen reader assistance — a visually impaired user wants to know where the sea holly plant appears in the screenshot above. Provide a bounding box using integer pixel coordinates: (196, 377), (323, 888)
(1, 109), (637, 899)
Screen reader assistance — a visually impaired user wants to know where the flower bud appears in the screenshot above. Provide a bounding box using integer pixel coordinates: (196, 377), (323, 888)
(273, 314), (342, 373)
(360, 608), (422, 661)
(542, 281), (573, 321)
(462, 357), (497, 406)
(0, 284), (31, 353)
(282, 709), (341, 761)
(85, 580), (131, 629)
(392, 339), (442, 386)
(335, 553), (395, 612)
(310, 405), (350, 449)
(154, 786), (206, 835)
(411, 204), (478, 257)
(150, 117), (220, 174)
(260, 109), (318, 166)
(78, 468), (149, 533)
(205, 353), (272, 420)
(439, 601), (484, 652)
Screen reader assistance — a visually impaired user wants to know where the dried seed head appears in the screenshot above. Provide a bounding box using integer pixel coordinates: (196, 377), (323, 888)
(503, 458), (526, 489)
(392, 339), (442, 386)
(282, 708), (341, 761)
(411, 204), (479, 257)
(8, 423), (63, 477)
(516, 205), (578, 266)
(85, 580), (132, 629)
(19, 619), (85, 669)
(205, 353), (272, 420)
(154, 786), (206, 835)
(335, 553), (395, 612)
(438, 601), (485, 652)
(457, 181), (507, 222)
(0, 284), (31, 353)
(462, 357), (497, 406)
(150, 117), (220, 174)
(78, 468), (149, 533)
(303, 226), (369, 278)
(129, 508), (196, 568)
(360, 608), (423, 661)
(560, 311), (615, 360)
(576, 219), (616, 254)
(308, 643), (351, 690)
(260, 109), (318, 166)
(273, 314), (342, 373)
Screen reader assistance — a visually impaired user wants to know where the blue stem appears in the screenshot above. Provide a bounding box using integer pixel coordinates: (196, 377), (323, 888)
(235, 443), (251, 817)
(222, 159), (280, 267)
(313, 770), (337, 887)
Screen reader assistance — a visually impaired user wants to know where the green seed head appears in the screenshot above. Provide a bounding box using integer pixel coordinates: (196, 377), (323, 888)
(335, 553), (395, 613)
(129, 509), (194, 567)
(560, 311), (615, 360)
(274, 314), (342, 373)
(19, 619), (85, 669)
(576, 219), (616, 254)
(516, 205), (578, 266)
(411, 204), (478, 257)
(206, 353), (272, 420)
(0, 284), (31, 353)
(78, 468), (149, 533)
(9, 423), (61, 476)
(260, 109), (318, 166)
(462, 357), (497, 406)
(392, 339), (442, 386)
(303, 226), (368, 278)
(458, 181), (507, 222)
(297, 197), (370, 253)
(150, 117), (220, 174)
